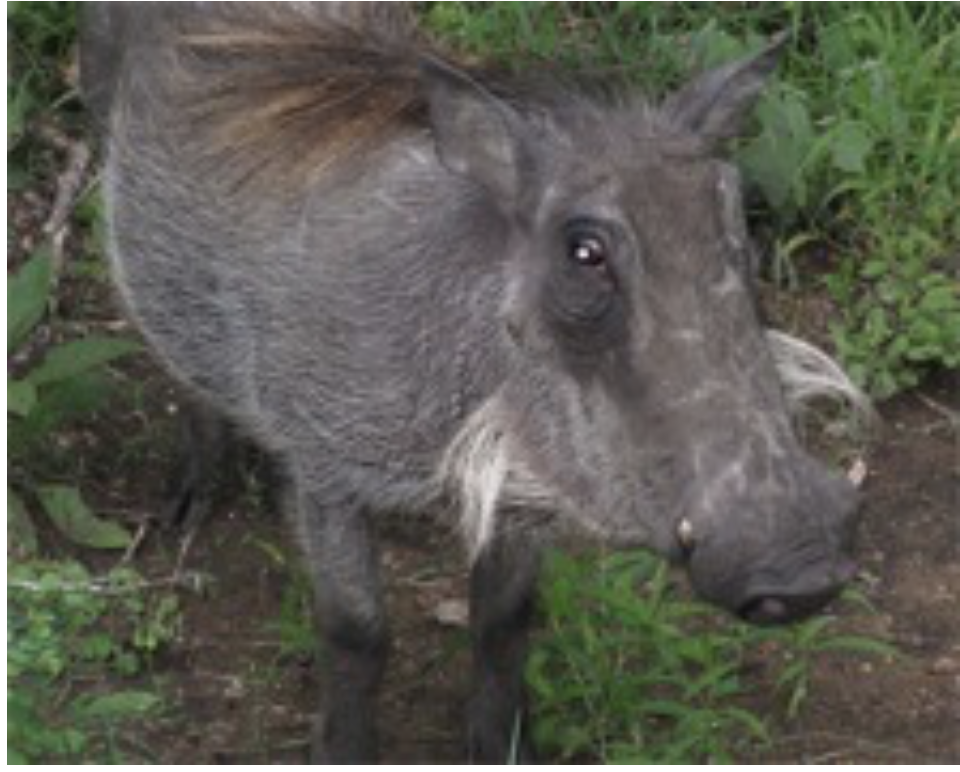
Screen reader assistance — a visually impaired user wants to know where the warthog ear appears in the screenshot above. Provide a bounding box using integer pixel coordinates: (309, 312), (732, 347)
(422, 60), (524, 203)
(665, 32), (788, 143)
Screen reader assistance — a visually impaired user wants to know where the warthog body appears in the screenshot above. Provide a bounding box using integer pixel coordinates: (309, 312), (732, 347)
(83, 3), (864, 761)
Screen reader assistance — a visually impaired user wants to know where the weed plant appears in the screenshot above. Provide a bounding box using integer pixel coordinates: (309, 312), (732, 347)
(7, 561), (180, 763)
(8, 6), (174, 761)
(527, 550), (895, 763)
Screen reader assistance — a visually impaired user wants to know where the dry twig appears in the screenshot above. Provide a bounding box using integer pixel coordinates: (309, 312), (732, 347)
(40, 130), (93, 276)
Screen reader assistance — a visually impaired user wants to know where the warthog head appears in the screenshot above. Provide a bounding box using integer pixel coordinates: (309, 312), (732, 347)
(435, 38), (863, 623)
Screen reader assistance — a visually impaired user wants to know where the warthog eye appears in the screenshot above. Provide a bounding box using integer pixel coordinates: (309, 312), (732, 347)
(546, 218), (624, 339)
(567, 228), (608, 269)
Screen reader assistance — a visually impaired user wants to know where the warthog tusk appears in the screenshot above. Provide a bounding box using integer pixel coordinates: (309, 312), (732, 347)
(847, 458), (868, 488)
(677, 518), (697, 552)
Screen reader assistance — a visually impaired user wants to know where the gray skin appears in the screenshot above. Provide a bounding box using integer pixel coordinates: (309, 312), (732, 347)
(83, 3), (858, 762)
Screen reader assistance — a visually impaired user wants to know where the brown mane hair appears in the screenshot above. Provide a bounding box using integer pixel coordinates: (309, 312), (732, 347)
(168, 4), (431, 191)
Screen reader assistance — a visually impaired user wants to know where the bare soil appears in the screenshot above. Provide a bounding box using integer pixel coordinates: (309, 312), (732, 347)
(760, 376), (960, 764)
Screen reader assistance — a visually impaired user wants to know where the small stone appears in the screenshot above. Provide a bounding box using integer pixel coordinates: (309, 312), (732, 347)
(433, 598), (469, 628)
(930, 656), (959, 676)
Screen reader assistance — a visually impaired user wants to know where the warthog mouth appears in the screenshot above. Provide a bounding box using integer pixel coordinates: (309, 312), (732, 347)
(735, 555), (858, 624)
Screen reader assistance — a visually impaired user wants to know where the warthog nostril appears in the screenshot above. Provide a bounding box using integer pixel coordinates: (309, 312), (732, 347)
(739, 596), (790, 625)
(738, 573), (851, 625)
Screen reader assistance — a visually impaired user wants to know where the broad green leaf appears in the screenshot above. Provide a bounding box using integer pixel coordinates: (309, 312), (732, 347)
(821, 634), (899, 659)
(7, 378), (37, 417)
(918, 284), (959, 315)
(860, 259), (889, 279)
(10, 371), (115, 451)
(7, 487), (38, 557)
(36, 485), (132, 550)
(7, 76), (35, 145)
(75, 690), (162, 722)
(738, 88), (815, 217)
(27, 336), (140, 387)
(7, 248), (52, 352)
(829, 122), (874, 174)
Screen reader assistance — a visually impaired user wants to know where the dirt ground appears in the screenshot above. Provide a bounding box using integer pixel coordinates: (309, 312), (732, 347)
(9, 142), (959, 763)
(759, 374), (960, 764)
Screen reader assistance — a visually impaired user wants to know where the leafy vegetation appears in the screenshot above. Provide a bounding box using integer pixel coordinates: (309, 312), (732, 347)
(527, 552), (766, 763)
(8, 249), (141, 556)
(7, 561), (180, 763)
(6, 243), (179, 764)
(528, 550), (896, 763)
(8, 5), (178, 762)
(8, 1), (80, 188)
(5, 194), (175, 765)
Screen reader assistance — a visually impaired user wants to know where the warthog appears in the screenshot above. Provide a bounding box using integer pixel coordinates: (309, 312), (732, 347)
(82, 3), (866, 762)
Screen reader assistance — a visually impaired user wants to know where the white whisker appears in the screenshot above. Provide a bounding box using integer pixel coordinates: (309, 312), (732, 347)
(766, 329), (875, 428)
(438, 394), (558, 561)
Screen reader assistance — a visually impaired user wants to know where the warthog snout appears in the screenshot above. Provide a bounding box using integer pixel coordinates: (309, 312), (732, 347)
(681, 457), (860, 624)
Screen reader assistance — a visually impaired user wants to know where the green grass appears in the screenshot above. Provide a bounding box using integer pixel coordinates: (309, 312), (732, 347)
(8, 1), (80, 186)
(527, 551), (766, 763)
(527, 550), (895, 763)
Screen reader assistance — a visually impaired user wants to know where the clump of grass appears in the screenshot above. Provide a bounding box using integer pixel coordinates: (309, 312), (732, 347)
(8, 1), (79, 158)
(527, 551), (766, 763)
(803, 6), (960, 397)
(526, 550), (895, 763)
